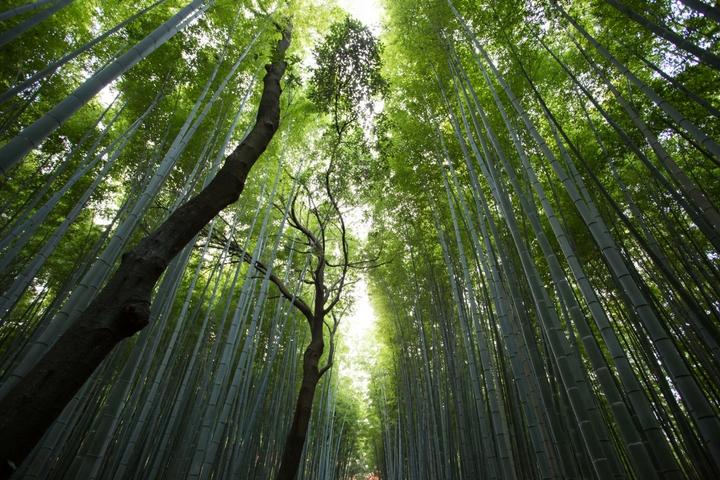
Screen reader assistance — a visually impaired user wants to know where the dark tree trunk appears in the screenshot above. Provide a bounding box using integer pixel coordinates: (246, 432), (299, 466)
(276, 251), (330, 480)
(0, 25), (292, 478)
(276, 335), (324, 480)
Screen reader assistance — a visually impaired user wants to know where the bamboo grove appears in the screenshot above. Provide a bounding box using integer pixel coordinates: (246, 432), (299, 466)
(370, 0), (720, 478)
(0, 0), (719, 479)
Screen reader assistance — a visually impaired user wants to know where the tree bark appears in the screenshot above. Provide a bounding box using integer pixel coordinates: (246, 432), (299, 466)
(277, 238), (330, 480)
(276, 335), (324, 480)
(0, 24), (291, 478)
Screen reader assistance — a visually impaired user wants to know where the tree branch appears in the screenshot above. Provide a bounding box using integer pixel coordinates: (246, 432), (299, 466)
(241, 249), (314, 325)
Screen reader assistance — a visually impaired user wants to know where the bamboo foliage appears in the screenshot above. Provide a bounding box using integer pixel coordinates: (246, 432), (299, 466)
(0, 0), (208, 175)
(0, 2), (367, 478)
(370, 0), (720, 478)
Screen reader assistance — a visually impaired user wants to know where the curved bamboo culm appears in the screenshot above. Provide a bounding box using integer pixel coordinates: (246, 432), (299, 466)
(0, 0), (168, 105)
(442, 35), (625, 480)
(0, 0), (72, 48)
(553, 4), (720, 249)
(0, 99), (153, 320)
(445, 51), (671, 478)
(0, 6), (297, 474)
(439, 135), (561, 479)
(636, 52), (720, 123)
(463, 14), (720, 473)
(678, 0), (720, 23)
(603, 0), (720, 71)
(0, 0), (207, 176)
(436, 77), (552, 477)
(0, 0), (59, 22)
(476, 55), (685, 474)
(0, 97), (126, 267)
(0, 24), (263, 398)
(562, 7), (720, 163)
(3, 14), (379, 479)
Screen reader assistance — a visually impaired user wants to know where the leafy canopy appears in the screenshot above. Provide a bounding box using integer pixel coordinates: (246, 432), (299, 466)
(309, 17), (387, 122)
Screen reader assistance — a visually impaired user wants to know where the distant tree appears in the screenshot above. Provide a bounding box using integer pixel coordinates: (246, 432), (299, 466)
(267, 17), (386, 480)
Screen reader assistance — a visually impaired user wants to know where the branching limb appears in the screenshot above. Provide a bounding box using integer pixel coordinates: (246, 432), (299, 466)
(318, 311), (341, 377)
(205, 224), (314, 325)
(288, 194), (321, 252)
(242, 250), (314, 325)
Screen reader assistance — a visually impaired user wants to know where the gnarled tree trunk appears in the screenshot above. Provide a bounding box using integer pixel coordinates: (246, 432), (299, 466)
(276, 332), (325, 480)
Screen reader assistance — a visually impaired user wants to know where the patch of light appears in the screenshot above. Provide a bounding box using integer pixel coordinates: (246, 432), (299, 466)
(338, 276), (379, 397)
(346, 206), (371, 242)
(98, 81), (119, 109)
(333, 0), (385, 400)
(92, 172), (121, 226)
(337, 0), (382, 33)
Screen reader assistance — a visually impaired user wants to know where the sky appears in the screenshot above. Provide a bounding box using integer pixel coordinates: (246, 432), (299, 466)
(337, 0), (383, 33)
(335, 0), (384, 398)
(337, 277), (380, 395)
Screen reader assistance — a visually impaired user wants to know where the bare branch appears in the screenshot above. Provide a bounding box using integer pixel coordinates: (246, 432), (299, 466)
(205, 223), (314, 325)
(241, 250), (314, 325)
(319, 312), (340, 377)
(289, 193), (321, 252)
